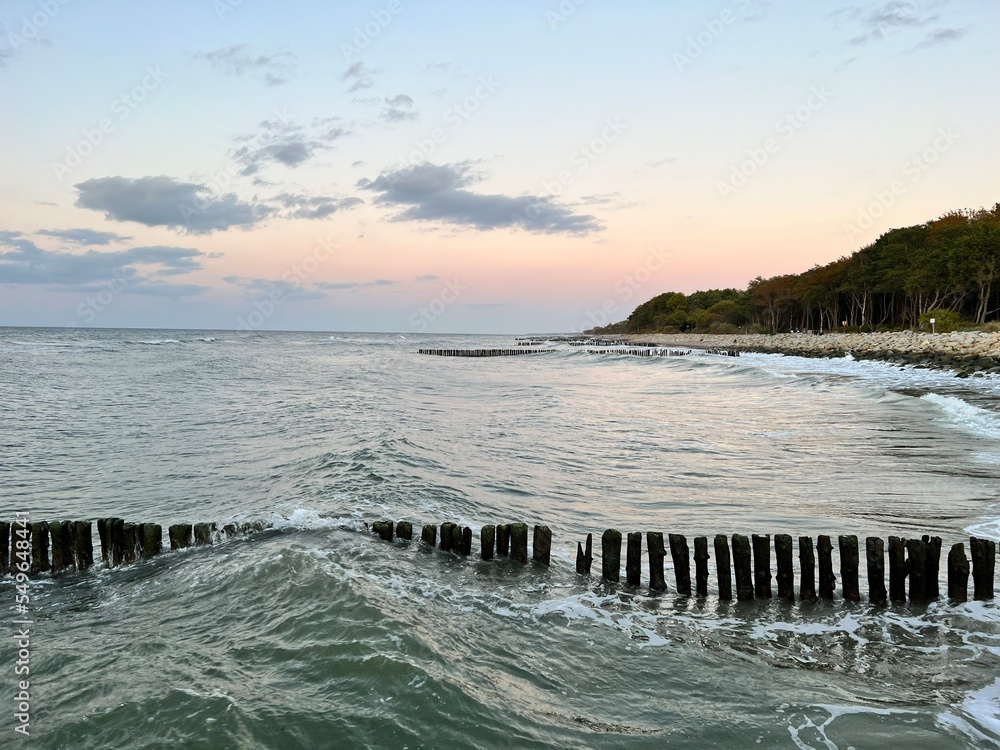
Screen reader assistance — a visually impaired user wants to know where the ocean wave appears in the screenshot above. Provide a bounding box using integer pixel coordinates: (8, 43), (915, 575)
(938, 677), (1000, 749)
(921, 393), (1000, 440)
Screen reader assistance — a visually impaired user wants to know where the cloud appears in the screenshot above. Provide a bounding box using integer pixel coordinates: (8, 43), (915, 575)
(0, 234), (210, 296)
(415, 274), (439, 282)
(315, 279), (395, 290)
(846, 1), (940, 45)
(381, 94), (418, 122)
(223, 275), (327, 301)
(74, 176), (271, 234)
(272, 192), (363, 220)
(358, 163), (602, 235)
(36, 228), (132, 245)
(342, 62), (381, 92)
(195, 44), (297, 86)
(232, 118), (349, 175)
(916, 27), (966, 48)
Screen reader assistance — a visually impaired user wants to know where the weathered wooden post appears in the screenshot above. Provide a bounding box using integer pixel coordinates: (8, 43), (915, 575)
(194, 523), (214, 547)
(947, 542), (969, 603)
(123, 523), (139, 564)
(715, 534), (732, 600)
(752, 534), (772, 599)
(923, 535), (941, 599)
(798, 536), (817, 602)
(510, 523), (528, 563)
(576, 533), (593, 575)
(72, 521), (93, 571)
(421, 524), (437, 548)
(97, 518), (109, 566)
(647, 532), (666, 591)
(396, 522), (413, 541)
(110, 518), (126, 567)
(906, 538), (928, 603)
(372, 521), (394, 542)
(626, 532), (641, 586)
(888, 536), (906, 603)
(461, 526), (473, 556)
(533, 525), (552, 566)
(971, 537), (996, 601)
(601, 529), (621, 582)
(168, 524), (193, 550)
(481, 525), (496, 560)
(774, 534), (794, 602)
(140, 524), (162, 559)
(669, 534), (692, 596)
(732, 534), (754, 601)
(29, 521), (50, 575)
(0, 521), (10, 576)
(817, 536), (835, 600)
(496, 524), (510, 556)
(838, 535), (860, 602)
(694, 536), (710, 597)
(439, 522), (456, 552)
(450, 525), (465, 555)
(866, 537), (887, 606)
(49, 521), (73, 574)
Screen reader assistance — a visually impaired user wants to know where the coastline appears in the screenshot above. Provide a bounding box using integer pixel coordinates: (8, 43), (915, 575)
(602, 331), (1000, 377)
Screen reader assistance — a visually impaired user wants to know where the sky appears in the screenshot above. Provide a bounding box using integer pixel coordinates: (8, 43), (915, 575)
(0, 0), (997, 333)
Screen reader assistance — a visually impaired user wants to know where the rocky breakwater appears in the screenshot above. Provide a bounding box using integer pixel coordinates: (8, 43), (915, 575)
(616, 331), (1000, 377)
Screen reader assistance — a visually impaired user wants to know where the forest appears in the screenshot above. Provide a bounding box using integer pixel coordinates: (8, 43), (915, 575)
(590, 204), (1000, 335)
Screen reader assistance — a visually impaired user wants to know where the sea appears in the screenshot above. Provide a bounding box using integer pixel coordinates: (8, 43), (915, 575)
(2, 326), (1000, 749)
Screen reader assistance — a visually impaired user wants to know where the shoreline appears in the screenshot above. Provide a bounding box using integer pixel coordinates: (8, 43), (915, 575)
(599, 332), (1000, 377)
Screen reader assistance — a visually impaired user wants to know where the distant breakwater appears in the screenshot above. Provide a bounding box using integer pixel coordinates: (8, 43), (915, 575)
(614, 332), (1000, 377)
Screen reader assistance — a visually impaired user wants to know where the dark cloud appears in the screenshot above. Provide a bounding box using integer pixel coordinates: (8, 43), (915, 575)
(74, 176), (271, 234)
(916, 27), (966, 48)
(342, 62), (381, 92)
(357, 163), (602, 235)
(195, 44), (297, 86)
(0, 234), (210, 296)
(381, 94), (418, 123)
(36, 228), (132, 245)
(272, 193), (363, 220)
(845, 1), (940, 45)
(223, 276), (326, 301)
(232, 118), (349, 176)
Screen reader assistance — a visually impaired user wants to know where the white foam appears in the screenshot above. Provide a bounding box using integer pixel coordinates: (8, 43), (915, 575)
(787, 703), (918, 750)
(921, 393), (1000, 440)
(138, 339), (181, 345)
(938, 677), (1000, 748)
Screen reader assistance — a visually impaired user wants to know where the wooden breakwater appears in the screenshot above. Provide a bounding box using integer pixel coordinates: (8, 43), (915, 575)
(418, 349), (555, 357)
(370, 519), (552, 565)
(586, 348), (691, 357)
(0, 518), (268, 577)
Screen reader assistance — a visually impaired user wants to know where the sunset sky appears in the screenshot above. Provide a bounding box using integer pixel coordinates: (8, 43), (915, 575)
(1, 0), (997, 333)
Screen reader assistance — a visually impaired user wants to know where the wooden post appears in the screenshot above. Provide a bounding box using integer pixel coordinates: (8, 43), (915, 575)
(141, 524), (162, 558)
(0, 521), (10, 576)
(29, 521), (50, 575)
(461, 527), (473, 556)
(626, 532), (641, 586)
(647, 532), (666, 591)
(533, 525), (552, 566)
(372, 521), (393, 542)
(971, 537), (996, 601)
(168, 524), (193, 550)
(752, 534), (771, 599)
(669, 533), (692, 596)
(866, 537), (886, 606)
(601, 529), (621, 582)
(194, 523), (213, 547)
(110, 518), (126, 567)
(97, 518), (109, 566)
(481, 525), (495, 560)
(906, 538), (927, 603)
(439, 523), (456, 552)
(694, 536), (709, 597)
(421, 524), (437, 548)
(72, 522), (93, 571)
(947, 542), (969, 603)
(715, 534), (732, 600)
(923, 535), (941, 599)
(49, 521), (73, 575)
(838, 535), (860, 602)
(732, 534), (754, 601)
(799, 536), (817, 602)
(774, 534), (794, 602)
(888, 536), (906, 603)
(450, 525), (464, 555)
(496, 524), (510, 556)
(817, 535), (835, 600)
(123, 523), (139, 564)
(576, 533), (593, 575)
(510, 523), (528, 563)
(396, 522), (413, 541)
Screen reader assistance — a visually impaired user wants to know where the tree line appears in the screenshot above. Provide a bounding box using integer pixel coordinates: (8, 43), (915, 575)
(590, 204), (1000, 335)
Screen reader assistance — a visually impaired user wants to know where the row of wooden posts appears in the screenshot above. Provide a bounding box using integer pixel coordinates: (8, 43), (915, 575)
(585, 349), (691, 357)
(371, 520), (552, 565)
(580, 531), (996, 604)
(417, 349), (555, 357)
(0, 519), (267, 577)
